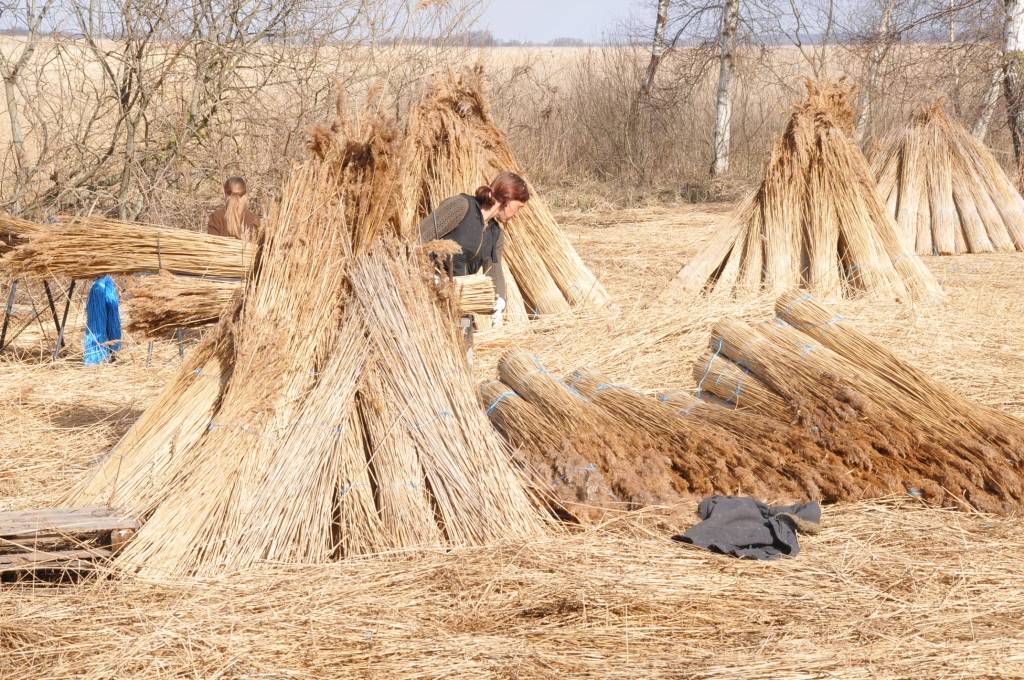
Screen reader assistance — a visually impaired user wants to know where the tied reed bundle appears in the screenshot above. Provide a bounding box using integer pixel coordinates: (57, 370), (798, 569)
(871, 102), (1024, 254)
(1, 216), (255, 280)
(70, 95), (545, 576)
(408, 66), (609, 315)
(704, 297), (1024, 513)
(0, 213), (46, 254)
(489, 355), (848, 509)
(453, 273), (495, 316)
(664, 81), (942, 303)
(126, 273), (241, 336)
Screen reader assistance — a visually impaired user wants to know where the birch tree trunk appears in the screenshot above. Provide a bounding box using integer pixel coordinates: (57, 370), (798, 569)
(1004, 0), (1024, 187)
(710, 0), (739, 177)
(854, 0), (896, 144)
(974, 66), (1003, 140)
(640, 0), (671, 99)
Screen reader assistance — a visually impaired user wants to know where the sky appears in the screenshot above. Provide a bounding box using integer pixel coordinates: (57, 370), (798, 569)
(478, 0), (642, 44)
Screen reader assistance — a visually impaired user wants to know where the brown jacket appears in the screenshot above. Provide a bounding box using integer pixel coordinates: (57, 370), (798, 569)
(207, 206), (260, 239)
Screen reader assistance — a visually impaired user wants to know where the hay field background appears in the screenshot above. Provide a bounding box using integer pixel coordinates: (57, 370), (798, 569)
(3, 202), (1024, 678)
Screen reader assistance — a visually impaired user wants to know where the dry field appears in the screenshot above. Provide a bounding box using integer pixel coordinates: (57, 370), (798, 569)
(3, 201), (1024, 678)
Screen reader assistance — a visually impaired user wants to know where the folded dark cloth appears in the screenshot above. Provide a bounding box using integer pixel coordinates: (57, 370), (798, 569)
(673, 495), (821, 560)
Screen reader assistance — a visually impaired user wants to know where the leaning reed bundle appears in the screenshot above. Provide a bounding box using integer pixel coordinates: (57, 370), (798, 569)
(707, 305), (1024, 513)
(71, 99), (545, 576)
(664, 81), (942, 303)
(489, 357), (856, 506)
(453, 273), (495, 316)
(775, 291), (1024, 439)
(1, 217), (255, 280)
(408, 66), (609, 313)
(871, 103), (1024, 254)
(126, 273), (241, 335)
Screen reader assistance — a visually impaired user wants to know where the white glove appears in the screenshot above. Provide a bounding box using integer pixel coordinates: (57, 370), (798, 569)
(491, 296), (506, 328)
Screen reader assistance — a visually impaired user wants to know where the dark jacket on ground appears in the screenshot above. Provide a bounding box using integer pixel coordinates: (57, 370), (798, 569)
(207, 206), (260, 239)
(673, 495), (821, 560)
(417, 194), (507, 300)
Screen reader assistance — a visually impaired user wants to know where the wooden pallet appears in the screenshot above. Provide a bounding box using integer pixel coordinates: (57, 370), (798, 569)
(0, 506), (138, 574)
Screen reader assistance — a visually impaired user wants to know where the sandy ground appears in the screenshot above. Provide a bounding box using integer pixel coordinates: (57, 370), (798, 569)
(2, 202), (1024, 678)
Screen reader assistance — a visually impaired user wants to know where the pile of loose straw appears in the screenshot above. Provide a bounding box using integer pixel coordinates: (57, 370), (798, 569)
(664, 81), (942, 303)
(3, 501), (1023, 679)
(871, 101), (1024, 255)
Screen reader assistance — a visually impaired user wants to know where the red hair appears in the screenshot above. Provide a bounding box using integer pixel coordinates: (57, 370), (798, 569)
(475, 172), (530, 209)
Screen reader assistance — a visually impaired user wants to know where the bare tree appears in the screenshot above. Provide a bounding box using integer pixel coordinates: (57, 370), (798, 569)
(1004, 0), (1024, 184)
(974, 65), (1003, 138)
(711, 0), (739, 176)
(854, 0), (897, 143)
(0, 0), (55, 213)
(640, 0), (672, 99)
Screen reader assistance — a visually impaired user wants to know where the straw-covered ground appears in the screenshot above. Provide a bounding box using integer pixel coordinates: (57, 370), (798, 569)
(3, 202), (1024, 678)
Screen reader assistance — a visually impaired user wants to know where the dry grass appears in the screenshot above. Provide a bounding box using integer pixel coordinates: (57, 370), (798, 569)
(4, 196), (1024, 676)
(2, 501), (1023, 679)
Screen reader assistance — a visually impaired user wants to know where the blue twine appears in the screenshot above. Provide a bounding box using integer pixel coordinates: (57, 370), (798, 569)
(486, 391), (516, 416)
(83, 276), (121, 365)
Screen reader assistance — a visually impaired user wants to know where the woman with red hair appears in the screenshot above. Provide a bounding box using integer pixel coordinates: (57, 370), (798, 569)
(418, 171), (530, 329)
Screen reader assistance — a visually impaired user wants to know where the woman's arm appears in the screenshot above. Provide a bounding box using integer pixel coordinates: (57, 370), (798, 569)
(486, 226), (508, 301)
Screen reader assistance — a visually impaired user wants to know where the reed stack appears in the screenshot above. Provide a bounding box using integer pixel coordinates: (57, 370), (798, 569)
(68, 96), (545, 576)
(871, 102), (1024, 254)
(664, 81), (942, 303)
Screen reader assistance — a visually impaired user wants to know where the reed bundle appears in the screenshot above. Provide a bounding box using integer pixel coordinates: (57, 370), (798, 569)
(69, 99), (545, 576)
(664, 81), (942, 303)
(489, 353), (839, 511)
(0, 213), (46, 254)
(702, 296), (1024, 513)
(1, 216), (255, 280)
(407, 66), (609, 316)
(871, 102), (1024, 254)
(691, 348), (789, 416)
(453, 273), (495, 316)
(126, 273), (241, 336)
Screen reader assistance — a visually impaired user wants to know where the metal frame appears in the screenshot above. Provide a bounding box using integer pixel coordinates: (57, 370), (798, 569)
(0, 279), (77, 357)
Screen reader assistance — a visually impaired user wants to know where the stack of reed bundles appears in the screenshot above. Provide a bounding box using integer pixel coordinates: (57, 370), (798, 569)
(68, 95), (546, 577)
(664, 81), (942, 303)
(487, 294), (1024, 516)
(407, 66), (610, 317)
(871, 102), (1024, 254)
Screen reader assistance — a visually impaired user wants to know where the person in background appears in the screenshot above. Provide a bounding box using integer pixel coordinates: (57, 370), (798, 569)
(208, 176), (260, 239)
(417, 171), (530, 336)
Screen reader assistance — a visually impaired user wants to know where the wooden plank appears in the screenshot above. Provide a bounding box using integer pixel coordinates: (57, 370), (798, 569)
(0, 548), (111, 573)
(0, 506), (138, 539)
